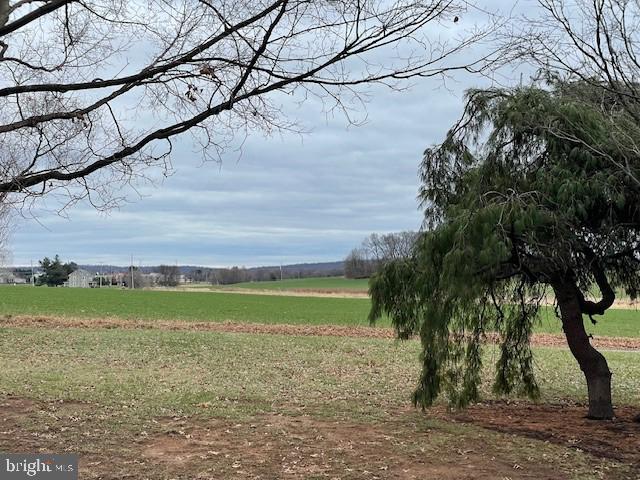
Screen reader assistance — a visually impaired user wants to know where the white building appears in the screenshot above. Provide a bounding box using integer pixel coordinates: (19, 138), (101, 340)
(68, 269), (93, 288)
(0, 270), (16, 284)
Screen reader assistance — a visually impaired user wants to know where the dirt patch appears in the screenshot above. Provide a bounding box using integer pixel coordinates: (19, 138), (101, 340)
(541, 295), (640, 311)
(0, 314), (396, 339)
(494, 332), (640, 351)
(0, 396), (95, 454)
(1, 395), (636, 479)
(434, 401), (640, 467)
(142, 413), (561, 479)
(169, 287), (640, 308)
(0, 396), (519, 479)
(3, 314), (640, 350)
(0, 397), (39, 453)
(0, 396), (37, 413)
(607, 299), (640, 310)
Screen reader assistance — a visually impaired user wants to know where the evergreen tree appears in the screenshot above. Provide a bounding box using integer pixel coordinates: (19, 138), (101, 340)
(38, 255), (76, 286)
(370, 84), (640, 419)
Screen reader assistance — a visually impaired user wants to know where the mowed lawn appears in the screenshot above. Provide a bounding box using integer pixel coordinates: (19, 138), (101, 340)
(0, 286), (638, 336)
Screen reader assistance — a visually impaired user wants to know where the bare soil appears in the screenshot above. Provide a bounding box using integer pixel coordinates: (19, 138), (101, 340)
(141, 412), (559, 479)
(434, 401), (640, 466)
(2, 396), (636, 479)
(2, 314), (640, 350)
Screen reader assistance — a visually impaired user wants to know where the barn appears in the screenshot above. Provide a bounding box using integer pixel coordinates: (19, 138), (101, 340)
(68, 269), (93, 288)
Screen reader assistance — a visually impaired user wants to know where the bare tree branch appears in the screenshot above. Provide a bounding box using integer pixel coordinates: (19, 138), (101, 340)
(0, 0), (498, 211)
(500, 0), (640, 186)
(0, 0), (73, 36)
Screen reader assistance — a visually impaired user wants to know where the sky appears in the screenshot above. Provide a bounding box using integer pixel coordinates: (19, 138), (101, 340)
(7, 1), (524, 268)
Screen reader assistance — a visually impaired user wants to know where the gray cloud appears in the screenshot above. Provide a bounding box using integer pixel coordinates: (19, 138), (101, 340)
(8, 1), (522, 267)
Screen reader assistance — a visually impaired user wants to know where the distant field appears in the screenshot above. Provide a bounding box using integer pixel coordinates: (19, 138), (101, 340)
(0, 286), (379, 327)
(537, 305), (640, 338)
(202, 276), (369, 292)
(0, 286), (637, 337)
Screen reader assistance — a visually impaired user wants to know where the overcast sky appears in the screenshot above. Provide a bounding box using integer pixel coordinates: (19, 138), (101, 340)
(8, 2), (525, 268)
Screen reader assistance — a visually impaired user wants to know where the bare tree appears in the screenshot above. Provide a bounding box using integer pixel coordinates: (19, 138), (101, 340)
(158, 264), (180, 286)
(364, 231), (418, 262)
(344, 246), (375, 278)
(0, 1), (496, 212)
(345, 231), (417, 278)
(122, 266), (148, 289)
(503, 0), (640, 186)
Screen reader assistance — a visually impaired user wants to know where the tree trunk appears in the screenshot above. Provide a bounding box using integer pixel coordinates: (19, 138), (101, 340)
(552, 282), (614, 420)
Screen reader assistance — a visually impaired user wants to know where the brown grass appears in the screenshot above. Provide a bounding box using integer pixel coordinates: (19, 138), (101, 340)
(2, 314), (639, 350)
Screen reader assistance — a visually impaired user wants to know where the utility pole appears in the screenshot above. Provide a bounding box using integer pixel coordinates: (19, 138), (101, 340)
(30, 260), (34, 286)
(130, 254), (134, 289)
(280, 264), (283, 281)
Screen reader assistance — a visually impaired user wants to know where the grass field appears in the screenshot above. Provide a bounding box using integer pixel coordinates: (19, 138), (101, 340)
(0, 285), (638, 337)
(1, 325), (638, 478)
(2, 327), (638, 415)
(219, 276), (370, 291)
(0, 286), (379, 326)
(185, 277), (369, 293)
(1, 285), (639, 478)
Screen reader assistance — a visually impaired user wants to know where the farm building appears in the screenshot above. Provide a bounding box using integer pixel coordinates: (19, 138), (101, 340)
(0, 270), (16, 284)
(68, 269), (93, 288)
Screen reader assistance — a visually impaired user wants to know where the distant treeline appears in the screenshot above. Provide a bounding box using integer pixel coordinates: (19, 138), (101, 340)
(82, 262), (343, 285)
(11, 236), (419, 287)
(344, 231), (418, 279)
(10, 261), (346, 286)
(186, 262), (344, 285)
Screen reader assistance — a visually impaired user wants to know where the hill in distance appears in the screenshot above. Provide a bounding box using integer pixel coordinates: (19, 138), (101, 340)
(43, 261), (346, 276)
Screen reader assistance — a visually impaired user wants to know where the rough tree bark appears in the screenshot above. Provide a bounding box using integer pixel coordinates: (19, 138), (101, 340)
(0, 1), (8, 28)
(552, 280), (614, 420)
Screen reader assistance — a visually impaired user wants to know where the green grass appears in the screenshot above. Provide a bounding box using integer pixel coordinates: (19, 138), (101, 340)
(1, 327), (637, 419)
(537, 305), (640, 338)
(0, 285), (381, 327)
(214, 276), (369, 291)
(0, 285), (638, 337)
(1, 286), (636, 477)
(2, 326), (634, 479)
